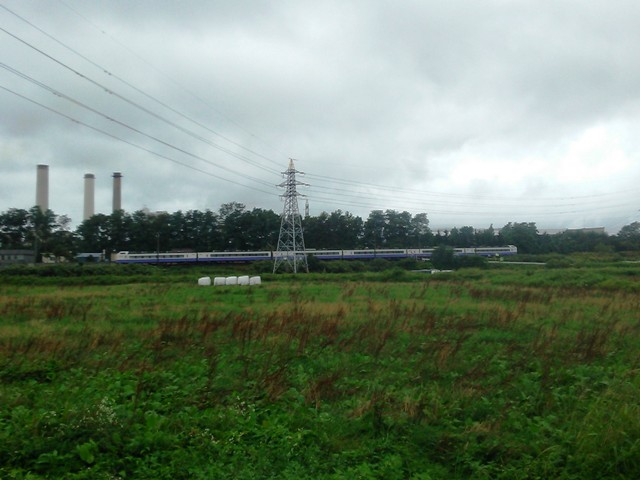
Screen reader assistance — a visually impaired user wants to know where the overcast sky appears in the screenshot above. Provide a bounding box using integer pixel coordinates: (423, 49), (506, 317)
(1, 0), (639, 232)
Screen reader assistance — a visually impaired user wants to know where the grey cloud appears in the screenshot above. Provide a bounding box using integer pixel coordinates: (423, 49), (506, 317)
(0, 0), (638, 230)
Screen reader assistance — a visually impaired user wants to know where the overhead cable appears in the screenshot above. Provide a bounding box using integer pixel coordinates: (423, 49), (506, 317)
(0, 83), (278, 197)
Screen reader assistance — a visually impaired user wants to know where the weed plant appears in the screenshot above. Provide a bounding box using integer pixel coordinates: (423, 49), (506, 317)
(0, 265), (639, 478)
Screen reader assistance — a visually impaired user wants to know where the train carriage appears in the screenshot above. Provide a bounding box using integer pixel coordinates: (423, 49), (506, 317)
(199, 251), (272, 262)
(110, 245), (517, 264)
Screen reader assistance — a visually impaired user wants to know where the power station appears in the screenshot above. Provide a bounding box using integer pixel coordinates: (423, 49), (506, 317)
(34, 165), (124, 220)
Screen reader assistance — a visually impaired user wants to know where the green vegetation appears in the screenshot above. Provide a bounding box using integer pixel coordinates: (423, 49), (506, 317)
(2, 202), (640, 263)
(1, 263), (639, 478)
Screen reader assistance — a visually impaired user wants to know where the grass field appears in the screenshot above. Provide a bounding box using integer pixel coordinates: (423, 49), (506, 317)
(1, 263), (639, 479)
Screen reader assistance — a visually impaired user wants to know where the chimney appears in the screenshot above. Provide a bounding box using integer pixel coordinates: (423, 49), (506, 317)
(83, 173), (95, 220)
(112, 172), (122, 212)
(36, 164), (49, 212)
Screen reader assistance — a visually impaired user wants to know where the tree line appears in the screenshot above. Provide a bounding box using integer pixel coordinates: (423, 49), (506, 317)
(1, 203), (639, 261)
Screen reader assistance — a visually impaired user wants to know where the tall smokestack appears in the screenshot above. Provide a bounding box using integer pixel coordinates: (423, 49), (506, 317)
(112, 172), (122, 212)
(36, 164), (49, 212)
(83, 173), (95, 220)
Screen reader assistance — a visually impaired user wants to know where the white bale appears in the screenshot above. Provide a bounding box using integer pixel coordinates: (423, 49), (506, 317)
(225, 276), (238, 286)
(213, 277), (226, 286)
(238, 275), (250, 286)
(197, 276), (211, 286)
(249, 276), (262, 286)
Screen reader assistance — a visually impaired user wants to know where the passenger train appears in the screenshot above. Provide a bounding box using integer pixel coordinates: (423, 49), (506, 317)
(111, 245), (517, 264)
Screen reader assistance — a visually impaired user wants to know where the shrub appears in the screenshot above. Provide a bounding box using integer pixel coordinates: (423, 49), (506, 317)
(397, 257), (420, 270)
(368, 258), (392, 272)
(380, 267), (407, 281)
(431, 246), (455, 270)
(546, 257), (576, 269)
(251, 260), (274, 273)
(454, 255), (487, 269)
(325, 261), (354, 273)
(306, 254), (325, 273)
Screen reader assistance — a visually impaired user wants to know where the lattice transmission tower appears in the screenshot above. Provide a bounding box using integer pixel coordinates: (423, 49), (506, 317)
(273, 158), (309, 273)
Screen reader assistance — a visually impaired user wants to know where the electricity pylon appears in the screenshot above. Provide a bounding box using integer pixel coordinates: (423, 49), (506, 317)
(273, 158), (309, 273)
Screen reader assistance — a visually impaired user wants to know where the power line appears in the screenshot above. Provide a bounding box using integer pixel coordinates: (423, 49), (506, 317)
(304, 166), (639, 213)
(0, 62), (275, 188)
(0, 21), (281, 176)
(55, 0), (291, 164)
(1, 2), (285, 171)
(307, 180), (635, 210)
(0, 83), (279, 197)
(305, 190), (636, 217)
(306, 172), (637, 203)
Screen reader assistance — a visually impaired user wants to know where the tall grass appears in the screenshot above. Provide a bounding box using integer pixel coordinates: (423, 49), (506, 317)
(0, 270), (639, 478)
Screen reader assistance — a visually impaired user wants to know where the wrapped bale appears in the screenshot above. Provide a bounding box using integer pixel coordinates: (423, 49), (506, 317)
(198, 276), (211, 286)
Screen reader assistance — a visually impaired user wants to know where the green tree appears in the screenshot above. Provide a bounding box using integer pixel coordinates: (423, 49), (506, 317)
(150, 212), (172, 254)
(26, 207), (57, 261)
(106, 210), (133, 253)
(475, 224), (496, 246)
(449, 226), (475, 246)
(433, 229), (450, 246)
(303, 212), (331, 249)
(241, 208), (280, 250)
(21, 207), (74, 261)
(339, 211), (363, 248)
(409, 212), (431, 248)
(499, 222), (539, 253)
(0, 208), (30, 248)
(184, 209), (220, 251)
(616, 222), (640, 251)
(167, 210), (188, 250)
(75, 214), (110, 252)
(431, 245), (455, 269)
(305, 210), (363, 249)
(46, 214), (75, 259)
(384, 210), (412, 247)
(553, 230), (609, 254)
(128, 210), (153, 251)
(363, 210), (387, 248)
(219, 202), (246, 250)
